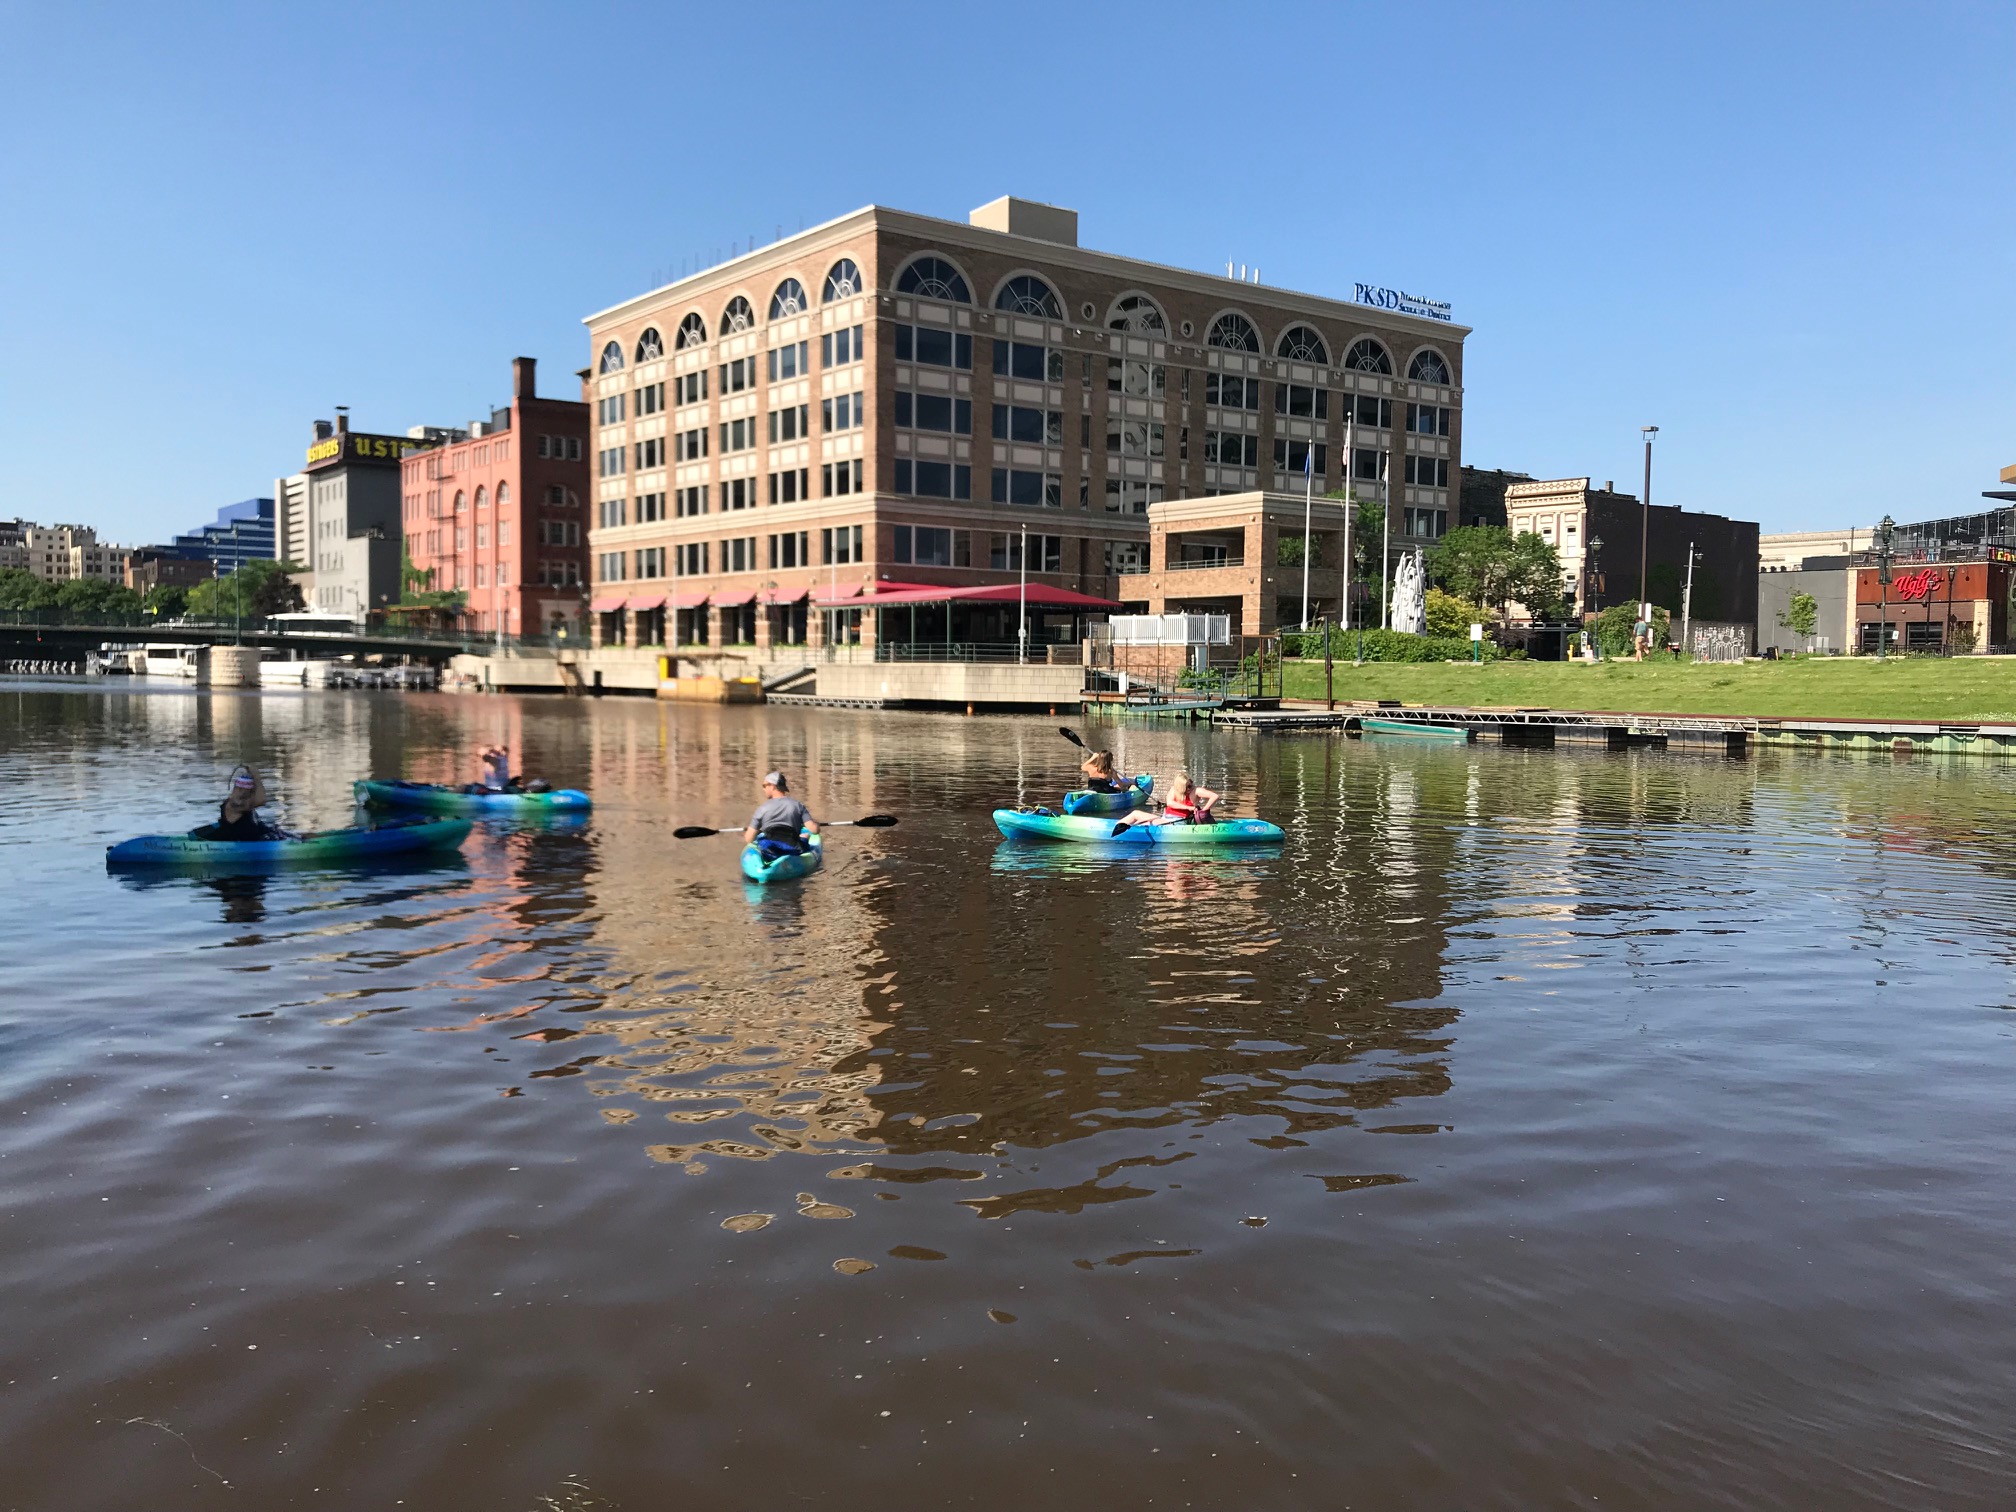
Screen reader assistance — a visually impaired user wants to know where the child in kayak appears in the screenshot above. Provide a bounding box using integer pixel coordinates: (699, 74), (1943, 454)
(478, 744), (522, 792)
(209, 766), (276, 841)
(1111, 773), (1220, 834)
(1079, 749), (1125, 793)
(743, 771), (820, 856)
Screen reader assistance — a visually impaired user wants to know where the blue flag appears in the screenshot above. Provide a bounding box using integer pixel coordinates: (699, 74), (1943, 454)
(1303, 446), (1314, 479)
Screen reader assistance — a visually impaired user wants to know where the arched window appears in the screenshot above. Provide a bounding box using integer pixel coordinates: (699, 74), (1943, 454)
(1408, 349), (1451, 384)
(1276, 324), (1329, 364)
(719, 296), (754, 336)
(453, 490), (467, 514)
(768, 278), (808, 319)
(1207, 312), (1260, 352)
(597, 340), (624, 374)
(1107, 294), (1167, 334)
(495, 483), (510, 512)
(1344, 338), (1392, 374)
(676, 312), (707, 349)
(474, 485), (488, 511)
(895, 255), (971, 303)
(634, 327), (663, 362)
(822, 258), (863, 301)
(994, 274), (1062, 319)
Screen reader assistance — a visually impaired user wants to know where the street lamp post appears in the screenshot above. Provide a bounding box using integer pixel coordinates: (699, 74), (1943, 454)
(1588, 534), (1604, 660)
(1017, 519), (1028, 664)
(1353, 538), (1367, 664)
(1639, 426), (1658, 617)
(1876, 514), (1895, 658)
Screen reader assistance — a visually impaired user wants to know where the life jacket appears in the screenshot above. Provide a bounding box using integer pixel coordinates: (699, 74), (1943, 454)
(756, 824), (809, 858)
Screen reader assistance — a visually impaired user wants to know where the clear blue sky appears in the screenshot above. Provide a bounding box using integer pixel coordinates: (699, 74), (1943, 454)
(3, 1), (2010, 544)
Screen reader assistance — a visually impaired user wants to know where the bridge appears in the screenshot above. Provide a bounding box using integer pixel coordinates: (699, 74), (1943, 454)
(0, 611), (562, 661)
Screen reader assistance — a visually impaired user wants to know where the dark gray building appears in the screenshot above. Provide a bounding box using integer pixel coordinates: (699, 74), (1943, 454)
(300, 417), (419, 617)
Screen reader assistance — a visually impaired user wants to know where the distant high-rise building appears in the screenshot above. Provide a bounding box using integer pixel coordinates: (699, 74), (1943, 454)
(169, 499), (275, 572)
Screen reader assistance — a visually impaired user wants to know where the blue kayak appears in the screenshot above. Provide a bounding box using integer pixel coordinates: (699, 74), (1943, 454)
(1060, 775), (1154, 815)
(354, 779), (592, 815)
(107, 816), (473, 869)
(992, 810), (1285, 845)
(741, 830), (824, 884)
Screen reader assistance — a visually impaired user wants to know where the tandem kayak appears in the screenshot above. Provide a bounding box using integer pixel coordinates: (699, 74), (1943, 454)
(1059, 775), (1154, 815)
(353, 779), (592, 815)
(992, 810), (1285, 844)
(741, 830), (824, 884)
(106, 816), (474, 869)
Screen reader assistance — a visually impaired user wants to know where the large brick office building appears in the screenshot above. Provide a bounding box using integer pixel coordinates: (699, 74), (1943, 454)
(581, 196), (1467, 651)
(399, 357), (591, 638)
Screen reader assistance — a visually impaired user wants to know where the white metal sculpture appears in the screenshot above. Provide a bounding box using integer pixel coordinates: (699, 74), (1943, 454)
(1392, 547), (1428, 635)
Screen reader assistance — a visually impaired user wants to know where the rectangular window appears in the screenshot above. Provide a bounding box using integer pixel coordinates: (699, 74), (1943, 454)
(719, 357), (756, 393)
(1273, 439), (1328, 475)
(635, 546), (665, 578)
(720, 417), (756, 452)
(720, 535), (758, 573)
(675, 542), (709, 576)
(1103, 539), (1149, 574)
(674, 428), (708, 461)
(1103, 479), (1164, 513)
(891, 459), (971, 500)
(1273, 383), (1330, 419)
(719, 478), (755, 511)
(636, 491), (666, 523)
(821, 392), (865, 431)
(634, 437), (664, 469)
(674, 371), (708, 406)
(597, 551), (628, 582)
(992, 404), (1058, 444)
(821, 523), (864, 564)
(1406, 402), (1453, 437)
(1403, 455), (1451, 487)
(990, 469), (1063, 508)
(822, 459), (865, 497)
(766, 341), (809, 382)
(1106, 358), (1166, 398)
(1352, 395), (1395, 429)
(766, 468), (810, 504)
(891, 524), (960, 566)
(1202, 431), (1258, 468)
(598, 447), (626, 478)
(635, 383), (665, 416)
(597, 393), (627, 426)
(767, 404), (810, 443)
(1354, 448), (1388, 481)
(897, 392), (972, 434)
(822, 325), (865, 367)
(1403, 507), (1449, 539)
(767, 530), (810, 569)
(676, 485), (707, 517)
(1105, 419), (1166, 458)
(1204, 373), (1261, 411)
(893, 324), (972, 369)
(537, 519), (581, 546)
(598, 497), (626, 529)
(988, 533), (1062, 572)
(992, 339), (1054, 382)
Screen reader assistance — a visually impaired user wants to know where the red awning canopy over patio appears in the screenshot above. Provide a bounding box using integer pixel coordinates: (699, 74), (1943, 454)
(812, 582), (1120, 610)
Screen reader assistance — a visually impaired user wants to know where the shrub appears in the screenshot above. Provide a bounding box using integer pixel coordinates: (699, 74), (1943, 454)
(1282, 626), (1499, 663)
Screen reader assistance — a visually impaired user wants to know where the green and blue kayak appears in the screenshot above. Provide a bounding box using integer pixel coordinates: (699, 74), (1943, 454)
(1060, 775), (1154, 815)
(353, 779), (592, 815)
(741, 830), (824, 884)
(992, 810), (1285, 845)
(107, 816), (473, 869)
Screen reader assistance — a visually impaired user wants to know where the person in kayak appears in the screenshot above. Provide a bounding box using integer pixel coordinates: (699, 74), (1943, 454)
(1111, 773), (1220, 834)
(743, 771), (820, 855)
(210, 767), (276, 841)
(1079, 749), (1126, 794)
(478, 744), (521, 791)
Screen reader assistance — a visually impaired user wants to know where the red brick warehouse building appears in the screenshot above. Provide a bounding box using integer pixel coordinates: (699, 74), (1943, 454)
(400, 357), (591, 638)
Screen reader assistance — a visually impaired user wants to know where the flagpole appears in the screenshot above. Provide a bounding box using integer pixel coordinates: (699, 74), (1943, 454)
(1342, 414), (1355, 642)
(1299, 447), (1313, 630)
(1380, 442), (1393, 629)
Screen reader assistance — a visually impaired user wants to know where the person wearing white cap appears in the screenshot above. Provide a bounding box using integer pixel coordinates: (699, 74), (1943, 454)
(211, 765), (274, 842)
(742, 770), (817, 851)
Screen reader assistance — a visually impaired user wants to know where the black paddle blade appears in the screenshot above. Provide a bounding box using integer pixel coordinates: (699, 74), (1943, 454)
(848, 815), (899, 828)
(1058, 726), (1084, 747)
(672, 825), (729, 839)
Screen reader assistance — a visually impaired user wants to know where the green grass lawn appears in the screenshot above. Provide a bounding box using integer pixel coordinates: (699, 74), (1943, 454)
(1278, 656), (2016, 722)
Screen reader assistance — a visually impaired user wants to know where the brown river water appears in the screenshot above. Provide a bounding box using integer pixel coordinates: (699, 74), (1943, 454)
(3, 679), (2015, 1510)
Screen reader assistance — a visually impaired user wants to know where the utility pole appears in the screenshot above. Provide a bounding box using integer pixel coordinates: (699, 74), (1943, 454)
(1640, 426), (1658, 616)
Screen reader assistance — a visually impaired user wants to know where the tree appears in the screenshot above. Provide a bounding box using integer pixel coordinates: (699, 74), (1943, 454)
(54, 578), (141, 619)
(1424, 586), (1483, 637)
(0, 569), (58, 612)
(186, 560), (306, 620)
(143, 583), (188, 618)
(1503, 531), (1567, 618)
(395, 547), (466, 611)
(1778, 590), (1818, 649)
(1429, 526), (1565, 617)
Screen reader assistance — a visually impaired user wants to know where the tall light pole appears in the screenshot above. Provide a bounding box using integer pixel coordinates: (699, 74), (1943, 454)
(1639, 426), (1658, 616)
(1017, 518), (1028, 664)
(1876, 514), (1895, 658)
(1588, 534), (1603, 660)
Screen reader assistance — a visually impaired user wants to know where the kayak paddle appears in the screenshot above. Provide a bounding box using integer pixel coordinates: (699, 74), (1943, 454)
(1058, 726), (1085, 749)
(673, 815), (899, 839)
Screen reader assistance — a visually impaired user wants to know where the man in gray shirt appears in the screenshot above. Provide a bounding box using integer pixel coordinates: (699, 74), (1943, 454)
(743, 771), (818, 848)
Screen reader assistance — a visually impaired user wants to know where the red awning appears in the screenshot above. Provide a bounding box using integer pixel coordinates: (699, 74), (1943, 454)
(712, 588), (756, 608)
(812, 582), (1121, 610)
(668, 591), (709, 609)
(761, 586), (809, 605)
(590, 593), (627, 613)
(625, 591), (667, 611)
